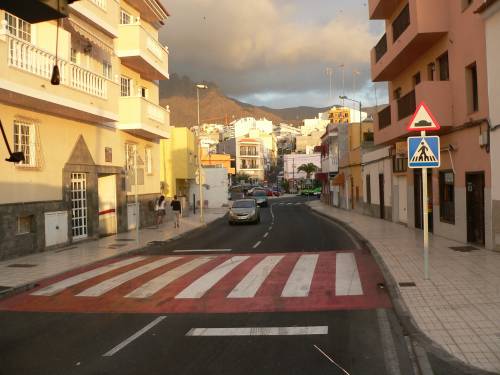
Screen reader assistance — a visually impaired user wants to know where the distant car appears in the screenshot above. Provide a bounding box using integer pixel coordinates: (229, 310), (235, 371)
(265, 189), (273, 197)
(228, 199), (260, 224)
(312, 187), (321, 196)
(251, 189), (269, 207)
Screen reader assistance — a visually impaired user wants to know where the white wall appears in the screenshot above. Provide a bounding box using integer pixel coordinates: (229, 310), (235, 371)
(190, 167), (229, 208)
(362, 147), (392, 207)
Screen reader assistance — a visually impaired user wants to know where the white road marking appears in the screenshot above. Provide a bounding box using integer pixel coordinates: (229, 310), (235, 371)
(270, 204), (275, 220)
(126, 257), (215, 299)
(268, 226), (272, 230)
(173, 249), (231, 253)
(335, 253), (363, 296)
(281, 254), (319, 297)
(253, 241), (262, 248)
(295, 203), (302, 205)
(263, 232), (269, 238)
(102, 316), (166, 357)
(227, 255), (284, 298)
(31, 257), (146, 296)
(186, 326), (328, 336)
(77, 257), (182, 297)
(287, 203), (293, 205)
(314, 345), (351, 375)
(175, 256), (249, 299)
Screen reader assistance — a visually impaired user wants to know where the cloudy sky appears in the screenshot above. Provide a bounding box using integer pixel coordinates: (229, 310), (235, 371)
(159, 0), (388, 109)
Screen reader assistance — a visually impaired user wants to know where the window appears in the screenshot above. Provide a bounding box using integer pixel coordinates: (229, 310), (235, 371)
(392, 4), (410, 42)
(121, 76), (131, 96)
(70, 48), (78, 64)
(366, 174), (371, 204)
(427, 62), (436, 81)
(466, 62), (479, 113)
(412, 72), (421, 87)
(13, 120), (36, 167)
(439, 171), (455, 224)
(102, 61), (112, 79)
(139, 86), (148, 98)
(438, 52), (449, 81)
(120, 9), (133, 24)
(17, 215), (33, 235)
(393, 87), (402, 100)
(125, 143), (136, 170)
(145, 148), (152, 175)
(4, 12), (31, 42)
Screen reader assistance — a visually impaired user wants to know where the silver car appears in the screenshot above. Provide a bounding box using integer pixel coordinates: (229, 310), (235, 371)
(228, 199), (260, 224)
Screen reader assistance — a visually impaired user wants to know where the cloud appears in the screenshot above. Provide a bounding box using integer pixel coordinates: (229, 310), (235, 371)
(160, 0), (384, 107)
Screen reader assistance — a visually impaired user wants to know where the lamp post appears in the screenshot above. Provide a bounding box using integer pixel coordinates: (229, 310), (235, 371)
(196, 83), (207, 223)
(339, 95), (362, 145)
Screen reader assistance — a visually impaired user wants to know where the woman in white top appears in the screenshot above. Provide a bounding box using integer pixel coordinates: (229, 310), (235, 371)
(155, 195), (167, 227)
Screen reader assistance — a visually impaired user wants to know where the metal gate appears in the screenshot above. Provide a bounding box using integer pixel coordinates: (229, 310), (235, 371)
(71, 173), (88, 240)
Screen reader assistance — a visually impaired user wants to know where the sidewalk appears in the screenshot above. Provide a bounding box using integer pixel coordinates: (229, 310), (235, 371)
(0, 208), (227, 293)
(308, 200), (500, 374)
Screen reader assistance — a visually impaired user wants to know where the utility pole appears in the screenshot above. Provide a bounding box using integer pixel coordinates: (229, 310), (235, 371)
(196, 83), (208, 223)
(134, 144), (139, 247)
(325, 67), (333, 102)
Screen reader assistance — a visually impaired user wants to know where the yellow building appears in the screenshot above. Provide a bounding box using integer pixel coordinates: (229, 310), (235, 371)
(329, 107), (351, 124)
(160, 127), (198, 199)
(201, 152), (236, 175)
(0, 0), (171, 260)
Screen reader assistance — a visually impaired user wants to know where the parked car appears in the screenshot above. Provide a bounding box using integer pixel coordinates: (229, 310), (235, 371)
(265, 189), (273, 196)
(228, 199), (260, 224)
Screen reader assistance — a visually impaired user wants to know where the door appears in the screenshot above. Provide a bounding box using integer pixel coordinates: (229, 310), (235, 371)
(466, 172), (485, 245)
(350, 177), (354, 209)
(379, 174), (385, 219)
(398, 176), (408, 223)
(414, 170), (433, 232)
(45, 211), (68, 247)
(98, 174), (117, 237)
(127, 203), (138, 230)
(71, 173), (88, 240)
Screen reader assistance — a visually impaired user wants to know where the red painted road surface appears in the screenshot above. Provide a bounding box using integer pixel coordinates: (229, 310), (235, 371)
(0, 251), (391, 314)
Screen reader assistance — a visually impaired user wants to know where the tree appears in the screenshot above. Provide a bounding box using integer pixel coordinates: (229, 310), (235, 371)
(297, 163), (319, 179)
(235, 172), (251, 183)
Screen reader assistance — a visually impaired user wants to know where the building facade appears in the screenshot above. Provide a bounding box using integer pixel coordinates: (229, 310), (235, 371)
(0, 0), (170, 260)
(236, 137), (265, 182)
(283, 153), (321, 192)
(369, 0), (493, 248)
(318, 124), (339, 205)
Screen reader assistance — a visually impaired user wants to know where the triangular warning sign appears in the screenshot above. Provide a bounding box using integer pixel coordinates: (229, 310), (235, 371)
(407, 102), (441, 132)
(410, 138), (438, 163)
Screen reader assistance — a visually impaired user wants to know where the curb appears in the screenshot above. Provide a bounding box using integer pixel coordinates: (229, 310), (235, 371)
(307, 203), (498, 375)
(0, 214), (226, 301)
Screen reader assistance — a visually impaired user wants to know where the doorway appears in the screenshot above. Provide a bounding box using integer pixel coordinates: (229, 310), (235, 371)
(71, 173), (88, 240)
(466, 172), (485, 245)
(414, 170), (433, 232)
(98, 174), (117, 237)
(379, 174), (385, 219)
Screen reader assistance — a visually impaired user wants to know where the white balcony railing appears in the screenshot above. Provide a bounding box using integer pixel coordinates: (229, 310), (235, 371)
(8, 36), (108, 99)
(89, 0), (107, 10)
(147, 102), (165, 123)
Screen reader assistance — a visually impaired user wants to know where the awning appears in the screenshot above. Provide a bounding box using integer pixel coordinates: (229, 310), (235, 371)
(64, 17), (114, 55)
(315, 172), (328, 182)
(332, 173), (345, 186)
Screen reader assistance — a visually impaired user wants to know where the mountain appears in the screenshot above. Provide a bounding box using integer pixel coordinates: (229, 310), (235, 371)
(159, 74), (378, 127)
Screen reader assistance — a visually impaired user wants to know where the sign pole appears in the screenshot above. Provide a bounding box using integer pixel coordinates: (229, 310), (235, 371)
(421, 130), (429, 280)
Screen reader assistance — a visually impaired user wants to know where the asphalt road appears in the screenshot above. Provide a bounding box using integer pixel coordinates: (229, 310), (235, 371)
(0, 196), (416, 375)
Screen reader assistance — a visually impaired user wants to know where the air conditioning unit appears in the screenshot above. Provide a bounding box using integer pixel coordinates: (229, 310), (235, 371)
(479, 132), (488, 147)
(1, 0), (77, 23)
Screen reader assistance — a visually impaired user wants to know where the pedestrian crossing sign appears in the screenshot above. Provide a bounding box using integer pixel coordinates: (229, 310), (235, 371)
(408, 136), (440, 168)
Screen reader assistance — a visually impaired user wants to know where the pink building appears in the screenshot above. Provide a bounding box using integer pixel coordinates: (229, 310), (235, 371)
(369, 0), (493, 248)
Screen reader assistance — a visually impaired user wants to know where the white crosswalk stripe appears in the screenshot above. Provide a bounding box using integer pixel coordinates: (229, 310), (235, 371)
(335, 253), (363, 296)
(175, 256), (250, 299)
(77, 257), (182, 297)
(228, 255), (284, 298)
(281, 254), (319, 297)
(31, 257), (147, 296)
(126, 256), (215, 299)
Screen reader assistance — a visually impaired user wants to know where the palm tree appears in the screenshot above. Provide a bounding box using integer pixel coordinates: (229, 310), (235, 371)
(297, 163), (319, 179)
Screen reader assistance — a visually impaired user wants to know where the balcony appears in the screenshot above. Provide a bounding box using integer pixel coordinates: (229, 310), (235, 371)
(117, 97), (170, 140)
(0, 34), (118, 124)
(374, 34), (387, 62)
(116, 24), (169, 81)
(378, 105), (391, 130)
(374, 81), (452, 144)
(369, 0), (402, 20)
(371, 0), (448, 82)
(69, 0), (120, 37)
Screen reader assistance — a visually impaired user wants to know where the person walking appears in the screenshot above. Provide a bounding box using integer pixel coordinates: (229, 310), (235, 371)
(171, 195), (182, 228)
(155, 195), (166, 228)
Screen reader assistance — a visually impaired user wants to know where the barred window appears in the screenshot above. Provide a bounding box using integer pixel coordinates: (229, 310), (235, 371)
(145, 148), (152, 175)
(125, 143), (136, 170)
(102, 61), (112, 79)
(120, 9), (132, 24)
(121, 76), (131, 96)
(4, 12), (31, 42)
(13, 120), (36, 167)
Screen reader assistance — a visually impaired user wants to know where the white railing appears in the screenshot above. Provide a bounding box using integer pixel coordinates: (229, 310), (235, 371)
(147, 102), (165, 124)
(146, 36), (165, 60)
(8, 36), (107, 99)
(89, 0), (107, 10)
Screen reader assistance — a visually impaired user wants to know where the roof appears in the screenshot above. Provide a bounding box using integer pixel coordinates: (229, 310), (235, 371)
(475, 0), (499, 13)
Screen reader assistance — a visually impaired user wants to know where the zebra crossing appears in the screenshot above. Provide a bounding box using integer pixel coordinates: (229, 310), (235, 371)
(0, 251), (391, 314)
(274, 202), (304, 206)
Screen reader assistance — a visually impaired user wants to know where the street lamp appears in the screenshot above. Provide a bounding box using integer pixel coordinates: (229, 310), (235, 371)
(196, 83), (208, 223)
(339, 95), (363, 144)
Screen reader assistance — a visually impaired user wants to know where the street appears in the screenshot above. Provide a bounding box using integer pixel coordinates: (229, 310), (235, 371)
(0, 196), (415, 374)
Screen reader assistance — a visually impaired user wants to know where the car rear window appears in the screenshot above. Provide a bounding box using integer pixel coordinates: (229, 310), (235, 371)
(253, 191), (266, 196)
(232, 200), (255, 208)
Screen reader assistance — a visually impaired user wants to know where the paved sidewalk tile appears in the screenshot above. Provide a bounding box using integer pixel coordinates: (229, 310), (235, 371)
(0, 209), (227, 290)
(308, 200), (500, 374)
